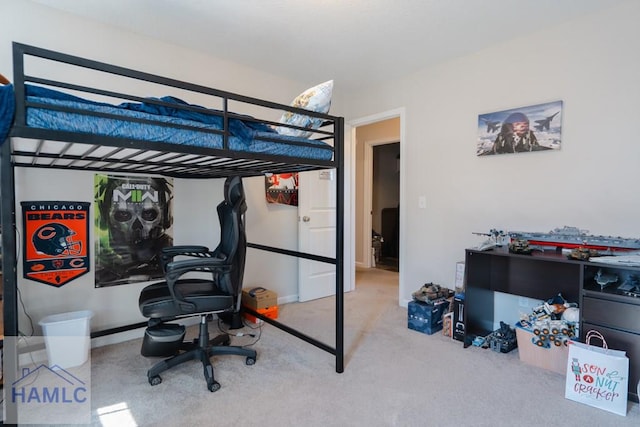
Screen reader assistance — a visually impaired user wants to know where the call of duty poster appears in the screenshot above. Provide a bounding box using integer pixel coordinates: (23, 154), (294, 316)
(94, 174), (173, 287)
(22, 201), (90, 287)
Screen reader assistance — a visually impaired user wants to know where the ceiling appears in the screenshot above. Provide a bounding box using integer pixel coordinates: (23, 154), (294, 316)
(31, 0), (625, 91)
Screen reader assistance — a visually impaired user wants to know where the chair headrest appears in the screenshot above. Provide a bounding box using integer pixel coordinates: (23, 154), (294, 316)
(224, 176), (245, 206)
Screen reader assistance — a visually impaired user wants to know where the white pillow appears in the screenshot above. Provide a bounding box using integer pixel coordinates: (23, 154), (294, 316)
(277, 80), (333, 138)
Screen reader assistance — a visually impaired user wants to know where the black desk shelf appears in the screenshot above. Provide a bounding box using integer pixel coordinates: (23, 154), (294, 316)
(463, 247), (640, 402)
(464, 247), (581, 336)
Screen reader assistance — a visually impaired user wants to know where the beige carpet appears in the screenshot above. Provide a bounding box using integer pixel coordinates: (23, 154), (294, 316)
(83, 267), (639, 426)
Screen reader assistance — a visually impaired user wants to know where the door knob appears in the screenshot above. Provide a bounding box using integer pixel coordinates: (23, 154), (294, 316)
(302, 216), (310, 222)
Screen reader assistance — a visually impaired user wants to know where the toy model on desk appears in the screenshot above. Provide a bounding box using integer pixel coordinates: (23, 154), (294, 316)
(594, 268), (618, 289)
(567, 246), (602, 260)
(509, 225), (640, 252)
(472, 228), (508, 251)
(617, 275), (640, 297)
(508, 239), (533, 255)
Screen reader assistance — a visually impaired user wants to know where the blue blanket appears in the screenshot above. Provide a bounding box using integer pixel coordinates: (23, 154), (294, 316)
(0, 84), (15, 144)
(23, 85), (333, 160)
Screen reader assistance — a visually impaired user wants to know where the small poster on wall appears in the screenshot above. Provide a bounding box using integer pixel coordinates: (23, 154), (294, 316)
(477, 100), (563, 156)
(265, 172), (299, 206)
(21, 201), (90, 287)
(94, 174), (173, 287)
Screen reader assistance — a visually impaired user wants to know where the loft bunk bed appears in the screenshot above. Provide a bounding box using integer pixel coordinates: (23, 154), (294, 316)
(0, 43), (345, 389)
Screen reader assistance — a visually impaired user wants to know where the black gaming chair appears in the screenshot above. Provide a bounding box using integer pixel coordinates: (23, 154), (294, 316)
(138, 176), (256, 392)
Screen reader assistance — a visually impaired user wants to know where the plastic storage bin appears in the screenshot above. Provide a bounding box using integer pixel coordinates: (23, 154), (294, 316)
(39, 310), (93, 369)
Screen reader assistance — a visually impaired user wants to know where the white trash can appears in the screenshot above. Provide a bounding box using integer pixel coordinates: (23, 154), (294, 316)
(38, 310), (93, 369)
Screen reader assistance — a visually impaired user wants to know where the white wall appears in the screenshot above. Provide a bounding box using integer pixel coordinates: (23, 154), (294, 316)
(1, 0), (337, 336)
(346, 0), (640, 319)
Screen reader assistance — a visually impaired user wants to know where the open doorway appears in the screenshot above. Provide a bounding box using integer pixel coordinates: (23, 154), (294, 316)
(372, 142), (399, 272)
(352, 113), (403, 267)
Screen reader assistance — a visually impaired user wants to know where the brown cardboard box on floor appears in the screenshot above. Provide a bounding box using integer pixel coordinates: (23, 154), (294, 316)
(515, 324), (571, 375)
(242, 287), (277, 310)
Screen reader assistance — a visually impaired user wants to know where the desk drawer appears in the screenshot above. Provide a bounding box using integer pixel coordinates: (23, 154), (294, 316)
(582, 296), (640, 334)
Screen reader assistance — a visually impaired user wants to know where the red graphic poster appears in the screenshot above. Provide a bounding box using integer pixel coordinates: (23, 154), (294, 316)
(22, 201), (90, 287)
(265, 173), (298, 206)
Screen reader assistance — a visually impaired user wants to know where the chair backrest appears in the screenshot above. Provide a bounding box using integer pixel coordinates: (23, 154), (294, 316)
(212, 176), (246, 297)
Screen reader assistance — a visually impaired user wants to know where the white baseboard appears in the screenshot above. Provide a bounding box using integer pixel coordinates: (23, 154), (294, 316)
(278, 295), (298, 305)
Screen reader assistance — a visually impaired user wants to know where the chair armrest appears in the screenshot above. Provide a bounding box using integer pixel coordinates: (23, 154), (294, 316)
(164, 257), (230, 312)
(165, 257), (229, 277)
(161, 245), (210, 257)
(160, 245), (211, 271)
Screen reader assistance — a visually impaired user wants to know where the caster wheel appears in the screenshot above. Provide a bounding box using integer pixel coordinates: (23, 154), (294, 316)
(149, 375), (162, 386)
(222, 336), (231, 346)
(246, 357), (256, 366)
(208, 381), (221, 392)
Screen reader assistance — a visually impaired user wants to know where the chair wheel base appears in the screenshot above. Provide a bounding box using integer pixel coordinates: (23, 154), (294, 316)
(149, 375), (162, 386)
(246, 356), (256, 365)
(208, 380), (221, 392)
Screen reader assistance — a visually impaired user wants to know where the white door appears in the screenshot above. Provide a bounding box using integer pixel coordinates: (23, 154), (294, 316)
(297, 169), (337, 302)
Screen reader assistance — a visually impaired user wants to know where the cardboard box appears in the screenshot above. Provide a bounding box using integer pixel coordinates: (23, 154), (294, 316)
(243, 305), (278, 324)
(515, 324), (570, 375)
(408, 300), (450, 335)
(241, 287), (277, 310)
(453, 293), (465, 342)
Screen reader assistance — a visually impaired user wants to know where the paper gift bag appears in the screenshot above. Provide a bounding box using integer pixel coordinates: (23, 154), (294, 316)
(565, 330), (629, 416)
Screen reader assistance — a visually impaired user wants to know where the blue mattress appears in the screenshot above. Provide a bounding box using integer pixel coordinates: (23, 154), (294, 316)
(7, 85), (333, 161)
(0, 83), (15, 143)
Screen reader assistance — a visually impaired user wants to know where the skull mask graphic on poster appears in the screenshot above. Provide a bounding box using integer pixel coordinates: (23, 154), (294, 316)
(94, 174), (173, 287)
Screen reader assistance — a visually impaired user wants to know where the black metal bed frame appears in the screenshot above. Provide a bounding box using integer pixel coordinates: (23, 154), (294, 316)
(1, 43), (345, 417)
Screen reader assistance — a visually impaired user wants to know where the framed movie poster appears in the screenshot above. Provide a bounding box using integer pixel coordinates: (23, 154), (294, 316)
(265, 172), (298, 206)
(22, 201), (90, 287)
(94, 174), (173, 287)
(477, 100), (563, 156)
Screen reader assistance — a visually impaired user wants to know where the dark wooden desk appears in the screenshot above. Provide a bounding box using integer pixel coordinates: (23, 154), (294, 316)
(463, 246), (640, 402)
(464, 247), (581, 336)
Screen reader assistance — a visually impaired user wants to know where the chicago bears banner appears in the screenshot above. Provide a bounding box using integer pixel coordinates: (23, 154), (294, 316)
(22, 201), (90, 287)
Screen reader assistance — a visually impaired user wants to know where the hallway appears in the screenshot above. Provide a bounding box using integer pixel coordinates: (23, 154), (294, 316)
(355, 266), (398, 291)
